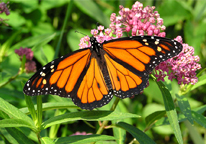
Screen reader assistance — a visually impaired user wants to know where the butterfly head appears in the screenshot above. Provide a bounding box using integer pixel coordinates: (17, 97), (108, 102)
(90, 36), (102, 55)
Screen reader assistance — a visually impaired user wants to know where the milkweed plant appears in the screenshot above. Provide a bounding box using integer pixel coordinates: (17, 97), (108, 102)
(0, 1), (205, 144)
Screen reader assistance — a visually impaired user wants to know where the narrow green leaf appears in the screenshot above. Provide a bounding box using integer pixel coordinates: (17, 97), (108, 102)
(184, 120), (204, 144)
(74, 0), (110, 27)
(54, 135), (116, 144)
(112, 120), (126, 144)
(176, 94), (193, 124)
(18, 127), (38, 142)
(0, 97), (36, 131)
(0, 119), (35, 130)
(192, 111), (206, 128)
(0, 31), (21, 62)
(24, 95), (37, 123)
(155, 80), (183, 144)
(32, 33), (57, 52)
(116, 122), (156, 144)
(42, 111), (140, 129)
(191, 74), (206, 91)
(54, 0), (74, 59)
(41, 137), (55, 144)
(20, 102), (77, 115)
(193, 105), (206, 114)
(145, 110), (166, 127)
(10, 33), (59, 52)
(0, 128), (18, 144)
(2, 127), (35, 144)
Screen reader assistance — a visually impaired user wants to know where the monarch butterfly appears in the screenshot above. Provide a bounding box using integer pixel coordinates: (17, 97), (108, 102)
(23, 35), (182, 110)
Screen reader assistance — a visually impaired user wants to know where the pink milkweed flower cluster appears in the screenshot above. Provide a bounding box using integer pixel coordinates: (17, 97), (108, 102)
(0, 2), (10, 15)
(110, 1), (166, 37)
(79, 1), (166, 48)
(155, 36), (201, 85)
(79, 26), (114, 49)
(15, 47), (36, 73)
(0, 2), (10, 26)
(78, 1), (201, 86)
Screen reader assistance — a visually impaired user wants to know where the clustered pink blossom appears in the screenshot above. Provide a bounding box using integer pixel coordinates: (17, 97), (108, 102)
(0, 2), (10, 26)
(15, 47), (33, 60)
(110, 1), (166, 37)
(79, 1), (166, 48)
(155, 36), (201, 85)
(15, 47), (36, 73)
(0, 2), (10, 15)
(79, 1), (201, 86)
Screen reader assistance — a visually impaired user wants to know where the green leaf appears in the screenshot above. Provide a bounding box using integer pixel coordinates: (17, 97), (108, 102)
(155, 80), (183, 144)
(176, 94), (193, 124)
(1, 127), (35, 144)
(0, 119), (35, 129)
(41, 137), (55, 144)
(32, 33), (57, 52)
(192, 111), (206, 128)
(116, 122), (156, 144)
(191, 74), (206, 91)
(0, 11), (26, 27)
(54, 135), (116, 144)
(193, 105), (206, 114)
(20, 101), (77, 115)
(184, 120), (204, 144)
(74, 0), (110, 27)
(24, 95), (37, 124)
(0, 128), (18, 144)
(112, 125), (126, 144)
(42, 111), (140, 129)
(0, 97), (36, 131)
(145, 110), (166, 127)
(10, 33), (58, 53)
(157, 0), (191, 26)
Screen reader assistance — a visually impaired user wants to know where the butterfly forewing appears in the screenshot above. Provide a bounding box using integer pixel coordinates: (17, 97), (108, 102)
(23, 48), (91, 98)
(103, 36), (182, 74)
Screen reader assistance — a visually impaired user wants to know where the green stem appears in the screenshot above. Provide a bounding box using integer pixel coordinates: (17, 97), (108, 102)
(96, 97), (120, 135)
(53, 0), (74, 59)
(36, 95), (42, 144)
(0, 55), (26, 88)
(37, 95), (42, 130)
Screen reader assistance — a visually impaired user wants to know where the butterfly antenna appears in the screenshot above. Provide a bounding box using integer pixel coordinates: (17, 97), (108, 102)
(75, 30), (87, 36)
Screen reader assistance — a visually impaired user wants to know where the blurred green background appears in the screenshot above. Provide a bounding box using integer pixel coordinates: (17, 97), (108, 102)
(0, 0), (205, 143)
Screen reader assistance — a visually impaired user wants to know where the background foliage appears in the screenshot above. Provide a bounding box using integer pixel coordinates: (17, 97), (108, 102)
(0, 0), (206, 144)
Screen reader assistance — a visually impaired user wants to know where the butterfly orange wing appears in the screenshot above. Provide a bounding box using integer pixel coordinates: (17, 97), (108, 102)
(24, 49), (92, 99)
(103, 36), (182, 98)
(72, 53), (113, 110)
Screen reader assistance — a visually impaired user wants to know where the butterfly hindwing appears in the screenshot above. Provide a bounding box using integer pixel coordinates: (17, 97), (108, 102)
(71, 51), (113, 110)
(104, 53), (149, 98)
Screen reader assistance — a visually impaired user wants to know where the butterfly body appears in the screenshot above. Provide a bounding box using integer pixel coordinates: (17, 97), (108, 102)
(24, 35), (182, 110)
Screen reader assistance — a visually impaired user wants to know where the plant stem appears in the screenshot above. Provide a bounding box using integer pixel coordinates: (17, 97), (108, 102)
(36, 95), (42, 143)
(96, 97), (120, 135)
